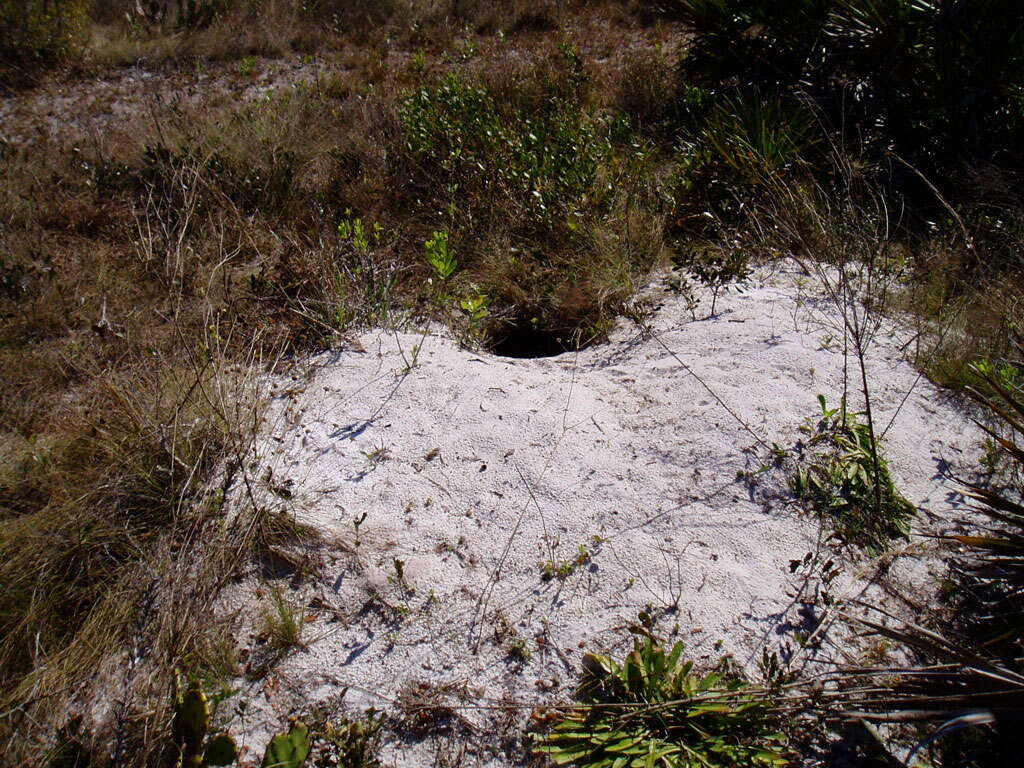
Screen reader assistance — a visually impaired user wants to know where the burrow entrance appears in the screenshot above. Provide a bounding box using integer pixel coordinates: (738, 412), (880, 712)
(488, 320), (588, 359)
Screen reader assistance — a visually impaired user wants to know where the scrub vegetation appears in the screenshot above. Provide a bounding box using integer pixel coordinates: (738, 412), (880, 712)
(1, 1), (1022, 766)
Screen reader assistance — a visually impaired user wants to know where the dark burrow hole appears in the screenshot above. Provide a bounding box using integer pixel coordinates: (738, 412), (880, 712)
(489, 321), (584, 359)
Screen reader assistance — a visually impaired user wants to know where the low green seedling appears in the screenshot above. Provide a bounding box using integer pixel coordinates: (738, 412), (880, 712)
(239, 56), (256, 78)
(540, 544), (591, 581)
(425, 230), (456, 281)
(509, 638), (532, 663)
(316, 705), (384, 768)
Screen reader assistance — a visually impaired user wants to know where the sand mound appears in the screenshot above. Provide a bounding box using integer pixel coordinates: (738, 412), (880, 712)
(220, 263), (979, 766)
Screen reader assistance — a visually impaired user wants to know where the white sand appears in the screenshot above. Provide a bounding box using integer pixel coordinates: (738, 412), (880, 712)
(220, 263), (980, 767)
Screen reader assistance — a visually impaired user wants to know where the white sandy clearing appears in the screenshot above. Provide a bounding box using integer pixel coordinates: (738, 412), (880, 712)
(219, 261), (980, 767)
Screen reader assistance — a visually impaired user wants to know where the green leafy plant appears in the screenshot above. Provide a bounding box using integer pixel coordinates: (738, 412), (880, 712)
(167, 673), (238, 768)
(425, 230), (457, 281)
(537, 634), (789, 767)
(509, 638), (532, 663)
(459, 290), (490, 340)
(459, 291), (490, 323)
(409, 47), (426, 75)
(539, 559), (577, 581)
(335, 213), (393, 327)
(399, 75), (613, 226)
(239, 56), (257, 78)
(793, 395), (915, 551)
(540, 544), (591, 581)
(338, 215), (379, 255)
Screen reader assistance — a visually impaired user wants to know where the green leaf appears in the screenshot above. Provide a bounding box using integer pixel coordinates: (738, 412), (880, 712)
(607, 737), (645, 753)
(666, 642), (684, 676)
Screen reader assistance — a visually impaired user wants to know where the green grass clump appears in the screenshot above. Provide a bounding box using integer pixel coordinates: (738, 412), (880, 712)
(794, 395), (916, 551)
(537, 635), (789, 768)
(262, 587), (305, 650)
(699, 91), (815, 182)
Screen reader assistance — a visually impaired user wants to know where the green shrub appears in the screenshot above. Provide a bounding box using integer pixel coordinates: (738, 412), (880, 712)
(396, 71), (661, 347)
(537, 634), (789, 768)
(0, 0), (89, 64)
(398, 74), (613, 228)
(793, 395), (916, 551)
(672, 0), (1024, 170)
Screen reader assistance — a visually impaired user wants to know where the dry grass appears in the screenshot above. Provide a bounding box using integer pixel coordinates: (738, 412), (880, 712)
(0, 135), (291, 762)
(607, 47), (679, 136)
(0, 7), (680, 761)
(88, 0), (318, 68)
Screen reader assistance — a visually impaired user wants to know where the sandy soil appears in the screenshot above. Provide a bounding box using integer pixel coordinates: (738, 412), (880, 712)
(0, 55), (340, 143)
(210, 262), (980, 767)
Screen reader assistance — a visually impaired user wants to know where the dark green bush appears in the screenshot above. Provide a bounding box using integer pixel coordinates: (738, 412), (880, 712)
(123, 0), (226, 30)
(398, 74), (614, 228)
(0, 0), (89, 64)
(394, 67), (663, 349)
(672, 0), (1024, 170)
